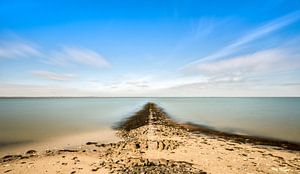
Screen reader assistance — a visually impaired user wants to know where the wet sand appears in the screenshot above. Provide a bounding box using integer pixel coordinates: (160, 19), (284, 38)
(1, 102), (300, 173)
(0, 128), (119, 157)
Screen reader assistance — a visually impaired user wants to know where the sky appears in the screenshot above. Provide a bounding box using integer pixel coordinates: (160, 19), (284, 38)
(0, 0), (300, 97)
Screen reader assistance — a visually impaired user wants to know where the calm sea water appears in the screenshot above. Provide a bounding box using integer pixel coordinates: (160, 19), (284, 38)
(0, 97), (299, 145)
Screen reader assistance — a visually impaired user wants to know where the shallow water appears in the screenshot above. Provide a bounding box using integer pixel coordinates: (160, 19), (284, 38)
(155, 97), (300, 143)
(0, 97), (299, 145)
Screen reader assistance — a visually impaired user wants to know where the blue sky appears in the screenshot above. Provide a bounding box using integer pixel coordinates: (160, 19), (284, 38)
(0, 0), (300, 96)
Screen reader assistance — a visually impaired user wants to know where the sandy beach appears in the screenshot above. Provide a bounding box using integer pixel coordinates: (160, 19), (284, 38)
(0, 128), (120, 157)
(1, 102), (300, 174)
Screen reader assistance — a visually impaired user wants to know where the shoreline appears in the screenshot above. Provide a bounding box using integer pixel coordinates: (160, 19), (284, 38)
(0, 128), (119, 157)
(180, 122), (300, 151)
(1, 102), (300, 173)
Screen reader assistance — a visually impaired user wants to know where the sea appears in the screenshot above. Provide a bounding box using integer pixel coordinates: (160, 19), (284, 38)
(0, 97), (299, 146)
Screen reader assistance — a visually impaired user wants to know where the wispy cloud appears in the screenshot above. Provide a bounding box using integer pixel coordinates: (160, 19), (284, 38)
(166, 47), (299, 91)
(31, 71), (75, 81)
(151, 37), (300, 96)
(0, 40), (42, 59)
(95, 74), (153, 91)
(182, 10), (300, 71)
(0, 83), (99, 97)
(46, 47), (111, 68)
(194, 49), (300, 76)
(0, 34), (111, 68)
(193, 17), (231, 40)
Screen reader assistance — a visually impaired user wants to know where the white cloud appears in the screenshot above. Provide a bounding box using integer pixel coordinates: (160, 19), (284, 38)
(182, 10), (300, 70)
(174, 47), (300, 89)
(194, 49), (299, 75)
(0, 36), (111, 69)
(176, 11), (300, 96)
(31, 71), (75, 81)
(90, 74), (153, 92)
(0, 83), (101, 97)
(155, 82), (300, 97)
(0, 40), (41, 59)
(47, 47), (111, 68)
(143, 46), (300, 96)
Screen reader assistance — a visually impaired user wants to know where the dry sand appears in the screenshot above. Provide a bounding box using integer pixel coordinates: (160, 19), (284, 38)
(1, 103), (299, 173)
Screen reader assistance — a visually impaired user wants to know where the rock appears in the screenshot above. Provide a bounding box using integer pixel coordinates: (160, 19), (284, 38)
(4, 169), (12, 173)
(103, 158), (206, 174)
(91, 167), (100, 171)
(151, 159), (160, 166)
(26, 150), (37, 155)
(86, 142), (97, 145)
(225, 148), (234, 151)
(158, 141), (164, 151)
(1, 155), (22, 162)
(160, 159), (168, 165)
(58, 149), (78, 153)
(96, 143), (106, 147)
(20, 156), (29, 159)
(2, 155), (22, 159)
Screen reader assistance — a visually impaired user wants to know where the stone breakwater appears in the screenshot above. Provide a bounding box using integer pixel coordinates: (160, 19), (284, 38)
(104, 102), (207, 173)
(1, 102), (300, 174)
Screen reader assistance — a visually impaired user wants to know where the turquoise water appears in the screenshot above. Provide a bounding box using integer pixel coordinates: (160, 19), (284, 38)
(0, 97), (299, 144)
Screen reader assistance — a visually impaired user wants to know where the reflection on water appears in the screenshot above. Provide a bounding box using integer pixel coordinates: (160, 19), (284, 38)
(0, 97), (299, 145)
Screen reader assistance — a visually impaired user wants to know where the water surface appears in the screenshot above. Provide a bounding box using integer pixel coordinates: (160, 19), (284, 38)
(0, 97), (299, 146)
